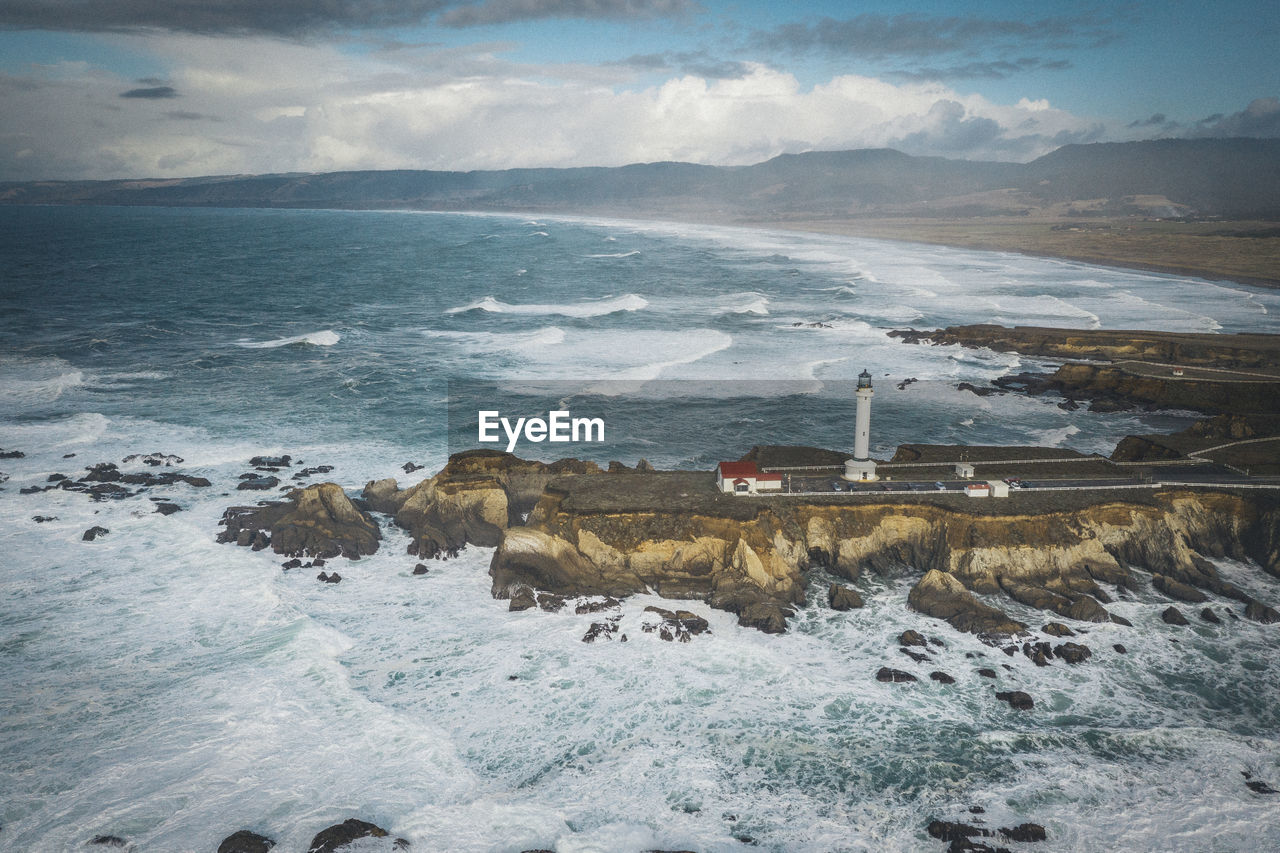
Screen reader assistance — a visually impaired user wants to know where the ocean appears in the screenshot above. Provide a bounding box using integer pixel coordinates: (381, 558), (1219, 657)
(2, 206), (1279, 852)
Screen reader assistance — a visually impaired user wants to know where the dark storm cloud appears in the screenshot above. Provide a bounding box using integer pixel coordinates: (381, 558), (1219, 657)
(120, 85), (178, 98)
(1127, 113), (1168, 128)
(440, 0), (697, 27)
(891, 57), (1072, 82)
(611, 50), (750, 79)
(751, 13), (1115, 59)
(0, 0), (692, 35)
(1190, 98), (1280, 138)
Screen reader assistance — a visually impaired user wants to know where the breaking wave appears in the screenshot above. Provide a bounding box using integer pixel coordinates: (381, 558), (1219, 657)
(235, 330), (341, 349)
(446, 294), (649, 318)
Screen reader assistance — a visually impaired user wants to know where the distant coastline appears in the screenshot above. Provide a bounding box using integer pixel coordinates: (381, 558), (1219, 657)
(752, 216), (1280, 290)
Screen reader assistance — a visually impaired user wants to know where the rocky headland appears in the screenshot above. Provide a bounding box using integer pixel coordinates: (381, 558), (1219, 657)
(892, 324), (1280, 416)
(208, 448), (1280, 638)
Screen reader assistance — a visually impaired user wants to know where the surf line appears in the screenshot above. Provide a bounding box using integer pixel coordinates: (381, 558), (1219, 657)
(478, 410), (605, 453)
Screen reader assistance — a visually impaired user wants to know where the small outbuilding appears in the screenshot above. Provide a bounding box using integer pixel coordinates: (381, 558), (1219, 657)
(986, 479), (1010, 498)
(964, 483), (991, 498)
(955, 462), (975, 478)
(717, 461), (782, 494)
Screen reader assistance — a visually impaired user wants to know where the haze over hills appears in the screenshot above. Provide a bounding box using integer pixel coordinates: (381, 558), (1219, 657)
(3, 138), (1279, 221)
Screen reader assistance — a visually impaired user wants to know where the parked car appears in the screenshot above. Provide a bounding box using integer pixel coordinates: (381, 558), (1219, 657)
(831, 481), (843, 491)
(934, 481), (947, 491)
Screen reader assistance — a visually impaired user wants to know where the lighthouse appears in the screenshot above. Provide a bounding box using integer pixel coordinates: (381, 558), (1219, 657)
(843, 370), (878, 481)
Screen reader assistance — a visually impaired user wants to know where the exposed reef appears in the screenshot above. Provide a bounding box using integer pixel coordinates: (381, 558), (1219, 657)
(890, 324), (1280, 370)
(218, 482), (381, 559)
(891, 324), (1280, 416)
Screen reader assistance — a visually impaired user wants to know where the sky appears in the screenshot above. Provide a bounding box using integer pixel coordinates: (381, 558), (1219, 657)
(0, 0), (1276, 180)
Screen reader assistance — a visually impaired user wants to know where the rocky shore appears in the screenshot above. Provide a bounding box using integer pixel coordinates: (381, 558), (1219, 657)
(207, 447), (1280, 640)
(892, 324), (1280, 416)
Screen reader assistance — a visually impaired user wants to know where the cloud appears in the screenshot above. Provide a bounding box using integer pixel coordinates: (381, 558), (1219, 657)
(1127, 112), (1168, 128)
(1190, 97), (1280, 138)
(891, 57), (1072, 82)
(120, 85), (178, 98)
(611, 50), (750, 79)
(0, 39), (1106, 181)
(750, 12), (1116, 59)
(0, 0), (693, 35)
(439, 0), (697, 28)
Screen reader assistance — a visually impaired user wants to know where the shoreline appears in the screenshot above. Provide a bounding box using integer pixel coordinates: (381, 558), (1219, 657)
(742, 216), (1280, 291)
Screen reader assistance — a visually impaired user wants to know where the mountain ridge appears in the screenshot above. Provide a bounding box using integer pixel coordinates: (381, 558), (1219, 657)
(4, 137), (1278, 220)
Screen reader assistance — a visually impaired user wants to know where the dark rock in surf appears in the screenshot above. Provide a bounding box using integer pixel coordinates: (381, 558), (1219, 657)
(737, 602), (792, 634)
(977, 668), (997, 679)
(508, 587), (536, 611)
(876, 667), (917, 683)
(307, 819), (387, 853)
(1042, 622), (1075, 637)
(900, 648), (931, 663)
(1161, 606), (1189, 626)
(582, 618), (621, 643)
(1200, 607), (1222, 624)
(576, 596), (623, 614)
(402, 462), (423, 473)
(33, 515), (57, 523)
(930, 671), (956, 684)
(249, 455), (291, 468)
(219, 483), (380, 560)
(412, 563), (429, 575)
(1053, 642), (1091, 664)
(153, 502), (181, 515)
(1153, 573), (1209, 604)
(1113, 643), (1128, 654)
(0, 449), (24, 459)
(899, 629), (927, 647)
(89, 836), (128, 847)
(996, 690), (1034, 710)
(282, 559), (302, 570)
(237, 475), (279, 491)
(644, 606), (711, 642)
(1001, 823), (1047, 842)
(217, 830), (276, 853)
(82, 525), (109, 541)
(317, 571), (342, 584)
(1245, 599), (1280, 624)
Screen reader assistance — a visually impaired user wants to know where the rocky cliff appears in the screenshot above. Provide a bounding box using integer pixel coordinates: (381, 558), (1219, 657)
(362, 449), (601, 558)
(489, 470), (1280, 633)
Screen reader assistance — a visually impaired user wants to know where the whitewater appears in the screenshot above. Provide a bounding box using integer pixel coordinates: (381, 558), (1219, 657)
(2, 206), (1280, 852)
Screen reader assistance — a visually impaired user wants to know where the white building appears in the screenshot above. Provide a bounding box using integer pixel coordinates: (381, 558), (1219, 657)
(717, 461), (783, 494)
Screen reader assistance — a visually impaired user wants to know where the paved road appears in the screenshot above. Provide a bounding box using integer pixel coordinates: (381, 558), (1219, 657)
(781, 471), (1280, 496)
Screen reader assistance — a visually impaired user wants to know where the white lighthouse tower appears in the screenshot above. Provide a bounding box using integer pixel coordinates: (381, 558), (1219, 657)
(843, 370), (878, 481)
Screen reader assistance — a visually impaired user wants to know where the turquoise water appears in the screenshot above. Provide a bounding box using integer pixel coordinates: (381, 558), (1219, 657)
(2, 207), (1280, 851)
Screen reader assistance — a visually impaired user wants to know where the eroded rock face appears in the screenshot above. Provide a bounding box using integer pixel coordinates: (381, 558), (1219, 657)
(908, 570), (1025, 635)
(485, 473), (1280, 634)
(363, 450), (601, 558)
(218, 483), (380, 560)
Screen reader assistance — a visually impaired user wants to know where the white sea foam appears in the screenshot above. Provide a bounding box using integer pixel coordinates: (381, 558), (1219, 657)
(584, 250), (640, 259)
(235, 329), (341, 348)
(713, 292), (770, 315)
(445, 293), (649, 318)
